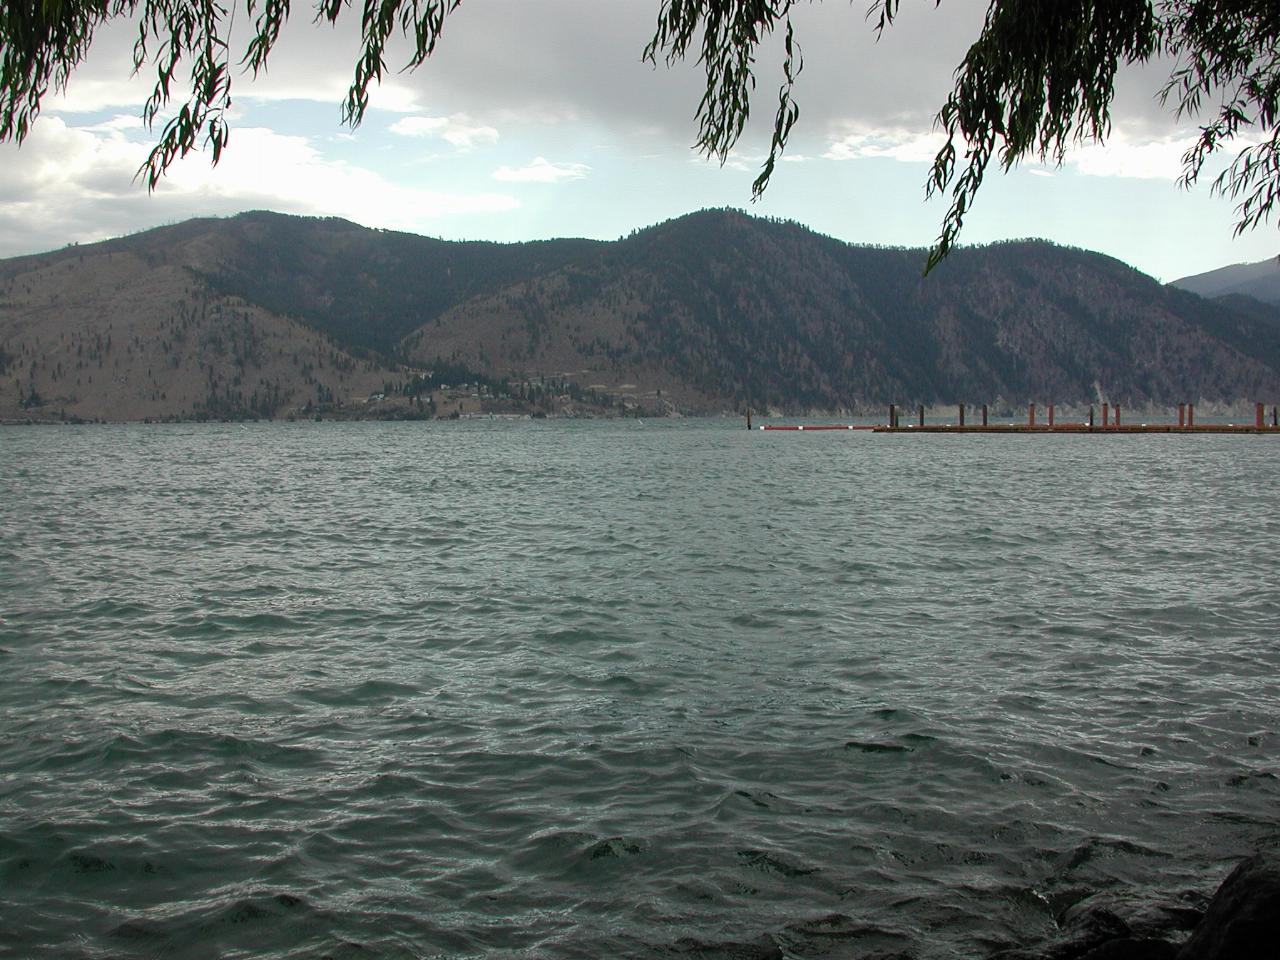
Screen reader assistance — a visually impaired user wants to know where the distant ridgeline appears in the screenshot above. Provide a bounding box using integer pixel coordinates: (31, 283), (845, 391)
(2, 208), (1279, 422)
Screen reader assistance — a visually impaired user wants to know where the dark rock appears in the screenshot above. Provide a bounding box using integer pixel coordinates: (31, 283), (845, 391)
(1078, 937), (1178, 960)
(1124, 903), (1204, 940)
(1060, 891), (1204, 942)
(986, 901), (1135, 960)
(68, 852), (116, 873)
(845, 740), (914, 754)
(781, 913), (915, 955)
(110, 918), (165, 941)
(1154, 907), (1205, 934)
(1178, 852), (1280, 960)
(783, 912), (870, 937)
(586, 837), (642, 860)
(1058, 904), (1131, 941)
(1043, 904), (1131, 959)
(669, 934), (783, 959)
(735, 849), (817, 878)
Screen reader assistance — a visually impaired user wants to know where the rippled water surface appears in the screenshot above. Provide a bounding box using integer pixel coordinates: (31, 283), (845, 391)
(2, 421), (1278, 959)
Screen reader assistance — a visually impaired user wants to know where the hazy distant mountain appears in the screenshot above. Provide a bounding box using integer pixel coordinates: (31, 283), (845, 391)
(1171, 256), (1280, 305)
(3, 209), (1279, 421)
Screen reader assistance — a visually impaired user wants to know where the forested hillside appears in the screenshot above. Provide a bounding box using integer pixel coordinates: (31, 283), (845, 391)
(403, 211), (1280, 411)
(3, 209), (1279, 421)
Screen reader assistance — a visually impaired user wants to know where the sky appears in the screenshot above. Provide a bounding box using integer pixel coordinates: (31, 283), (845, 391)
(1, 0), (1277, 283)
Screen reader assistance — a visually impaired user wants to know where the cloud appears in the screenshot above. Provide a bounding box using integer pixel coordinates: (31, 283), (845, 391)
(1066, 133), (1194, 181)
(162, 127), (519, 222)
(80, 114), (146, 134)
(0, 116), (519, 258)
(34, 1), (1188, 160)
(492, 157), (590, 183)
(824, 126), (947, 164)
(4, 0), (1249, 276)
(41, 17), (424, 116)
(821, 122), (1206, 183)
(695, 151), (763, 173)
(389, 114), (499, 149)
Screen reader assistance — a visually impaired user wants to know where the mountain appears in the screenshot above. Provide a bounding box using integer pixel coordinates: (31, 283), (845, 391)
(403, 213), (1280, 412)
(3, 209), (1279, 422)
(181, 211), (603, 353)
(1171, 256), (1280, 306)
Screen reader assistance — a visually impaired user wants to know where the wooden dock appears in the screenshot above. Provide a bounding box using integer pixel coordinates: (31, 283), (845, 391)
(872, 423), (1280, 434)
(757, 402), (1280, 434)
(761, 423), (1279, 433)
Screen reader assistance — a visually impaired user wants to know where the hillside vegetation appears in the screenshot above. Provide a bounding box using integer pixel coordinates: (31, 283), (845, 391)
(3, 209), (1279, 421)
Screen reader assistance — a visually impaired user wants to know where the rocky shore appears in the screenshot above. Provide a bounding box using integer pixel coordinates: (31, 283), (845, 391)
(990, 850), (1280, 960)
(972, 851), (1278, 960)
(664, 851), (1280, 959)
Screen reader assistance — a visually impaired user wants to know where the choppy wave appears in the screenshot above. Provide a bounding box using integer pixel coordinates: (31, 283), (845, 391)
(1, 421), (1278, 958)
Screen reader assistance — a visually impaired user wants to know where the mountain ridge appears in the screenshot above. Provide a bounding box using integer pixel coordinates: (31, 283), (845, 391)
(3, 209), (1279, 421)
(1171, 255), (1280, 306)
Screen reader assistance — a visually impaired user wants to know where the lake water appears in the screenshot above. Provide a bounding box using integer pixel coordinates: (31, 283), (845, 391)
(1, 420), (1278, 959)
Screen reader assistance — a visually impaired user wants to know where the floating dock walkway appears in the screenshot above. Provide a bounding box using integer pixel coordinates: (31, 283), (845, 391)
(754, 402), (1280, 434)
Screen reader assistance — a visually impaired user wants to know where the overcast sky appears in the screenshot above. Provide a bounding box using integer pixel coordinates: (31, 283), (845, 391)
(1, 0), (1276, 282)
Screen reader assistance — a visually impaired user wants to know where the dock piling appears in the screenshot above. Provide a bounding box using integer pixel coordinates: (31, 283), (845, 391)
(780, 399), (1278, 434)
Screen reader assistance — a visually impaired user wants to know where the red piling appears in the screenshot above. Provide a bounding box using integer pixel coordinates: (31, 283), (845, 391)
(1029, 403), (1036, 427)
(1102, 403), (1109, 428)
(1116, 405), (1122, 427)
(1257, 403), (1265, 429)
(1188, 403), (1194, 427)
(1178, 403), (1185, 428)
